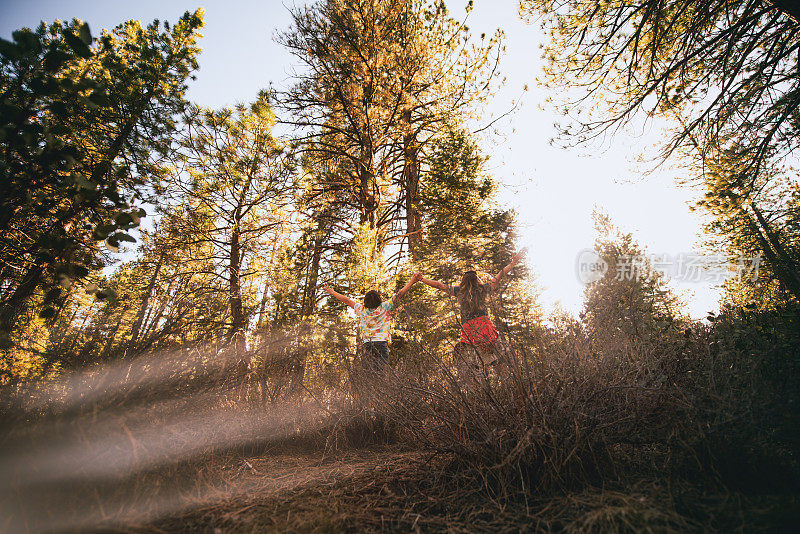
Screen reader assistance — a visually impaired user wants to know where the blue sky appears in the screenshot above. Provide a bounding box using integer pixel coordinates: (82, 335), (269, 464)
(0, 0), (724, 318)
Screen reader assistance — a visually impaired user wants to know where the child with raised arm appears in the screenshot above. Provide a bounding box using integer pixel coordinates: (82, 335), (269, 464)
(418, 249), (525, 365)
(323, 273), (422, 368)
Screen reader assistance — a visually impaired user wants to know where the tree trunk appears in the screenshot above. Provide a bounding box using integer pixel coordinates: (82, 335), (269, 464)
(359, 131), (377, 228)
(303, 236), (323, 317)
(257, 278), (271, 330)
(228, 223), (245, 346)
(128, 254), (163, 352)
(748, 203), (800, 301)
(256, 222), (284, 331)
(402, 109), (422, 260)
(292, 236), (323, 394)
(51, 301), (80, 355)
(102, 306), (128, 358)
(0, 261), (45, 335)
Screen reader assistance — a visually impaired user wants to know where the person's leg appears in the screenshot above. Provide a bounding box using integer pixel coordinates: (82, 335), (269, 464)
(491, 340), (509, 380)
(453, 341), (469, 361)
(476, 346), (498, 366)
(454, 342), (480, 377)
(364, 341), (390, 439)
(374, 341), (389, 367)
(362, 341), (377, 369)
(362, 341), (389, 372)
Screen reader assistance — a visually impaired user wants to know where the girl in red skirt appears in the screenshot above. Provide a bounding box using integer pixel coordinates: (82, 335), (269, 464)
(418, 249), (525, 368)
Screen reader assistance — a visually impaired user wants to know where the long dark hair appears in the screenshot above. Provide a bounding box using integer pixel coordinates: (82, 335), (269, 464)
(458, 270), (486, 313)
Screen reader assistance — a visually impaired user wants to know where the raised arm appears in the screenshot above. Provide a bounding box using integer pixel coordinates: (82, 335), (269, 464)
(418, 273), (453, 296)
(490, 248), (526, 290)
(322, 284), (357, 308)
(392, 272), (422, 305)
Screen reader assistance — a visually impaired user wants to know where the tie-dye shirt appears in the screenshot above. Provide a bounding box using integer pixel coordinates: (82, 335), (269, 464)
(353, 300), (395, 343)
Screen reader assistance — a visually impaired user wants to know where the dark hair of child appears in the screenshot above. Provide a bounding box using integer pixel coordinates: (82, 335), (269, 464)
(364, 290), (382, 309)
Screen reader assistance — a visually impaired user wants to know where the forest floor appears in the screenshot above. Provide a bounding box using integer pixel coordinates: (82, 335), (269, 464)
(133, 445), (798, 533)
(137, 448), (445, 533)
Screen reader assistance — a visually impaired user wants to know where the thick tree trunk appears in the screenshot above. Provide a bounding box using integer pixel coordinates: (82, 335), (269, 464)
(402, 109), (422, 261)
(359, 131), (377, 228)
(228, 223), (245, 346)
(227, 175), (253, 355)
(303, 237), (323, 317)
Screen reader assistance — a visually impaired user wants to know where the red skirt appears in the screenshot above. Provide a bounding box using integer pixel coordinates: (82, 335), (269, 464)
(459, 315), (498, 349)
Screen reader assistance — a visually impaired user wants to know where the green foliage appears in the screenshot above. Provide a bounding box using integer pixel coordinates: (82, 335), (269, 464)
(696, 154), (800, 306)
(0, 3), (523, 389)
(419, 126), (517, 278)
(0, 11), (204, 340)
(168, 97), (295, 339)
(81, 95), (300, 352)
(524, 0), (800, 306)
(346, 222), (389, 294)
(582, 210), (685, 353)
(526, 0), (799, 171)
(675, 302), (800, 494)
(279, 0), (504, 244)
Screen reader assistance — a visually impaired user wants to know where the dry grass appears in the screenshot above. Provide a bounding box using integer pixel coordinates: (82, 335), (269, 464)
(137, 450), (796, 533)
(2, 307), (799, 533)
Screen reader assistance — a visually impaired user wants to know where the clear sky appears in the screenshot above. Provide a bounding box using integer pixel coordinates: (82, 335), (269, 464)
(0, 0), (724, 318)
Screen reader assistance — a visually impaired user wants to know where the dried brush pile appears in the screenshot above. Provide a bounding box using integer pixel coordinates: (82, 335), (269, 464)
(362, 305), (800, 530)
(1, 305), (797, 532)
